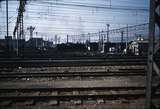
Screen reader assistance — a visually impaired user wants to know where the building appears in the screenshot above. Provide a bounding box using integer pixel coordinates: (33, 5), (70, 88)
(26, 38), (43, 48)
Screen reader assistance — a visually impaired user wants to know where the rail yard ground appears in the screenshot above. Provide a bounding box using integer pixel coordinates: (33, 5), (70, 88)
(0, 56), (159, 109)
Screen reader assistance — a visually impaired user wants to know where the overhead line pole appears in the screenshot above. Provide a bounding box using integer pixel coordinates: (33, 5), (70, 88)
(6, 0), (8, 37)
(146, 0), (160, 108)
(126, 24), (128, 53)
(13, 0), (27, 57)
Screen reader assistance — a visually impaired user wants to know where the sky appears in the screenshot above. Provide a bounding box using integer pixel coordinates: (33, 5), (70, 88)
(0, 0), (150, 43)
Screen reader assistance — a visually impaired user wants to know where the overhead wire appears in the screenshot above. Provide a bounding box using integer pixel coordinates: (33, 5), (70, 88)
(0, 0), (149, 41)
(35, 1), (149, 11)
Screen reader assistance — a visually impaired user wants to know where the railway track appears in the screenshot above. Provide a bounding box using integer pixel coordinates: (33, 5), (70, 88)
(0, 56), (159, 68)
(0, 55), (149, 60)
(0, 56), (159, 108)
(0, 70), (146, 79)
(0, 59), (148, 68)
(0, 86), (159, 107)
(0, 86), (156, 105)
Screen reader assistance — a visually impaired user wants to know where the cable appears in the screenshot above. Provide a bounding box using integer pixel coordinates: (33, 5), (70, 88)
(35, 1), (148, 11)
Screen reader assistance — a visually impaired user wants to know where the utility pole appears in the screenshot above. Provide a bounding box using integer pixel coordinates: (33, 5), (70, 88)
(101, 31), (105, 53)
(106, 24), (110, 43)
(98, 31), (101, 52)
(5, 0), (10, 55)
(27, 26), (35, 50)
(27, 26), (35, 39)
(146, 0), (160, 109)
(22, 13), (24, 39)
(126, 24), (128, 53)
(121, 31), (124, 52)
(16, 25), (19, 56)
(55, 35), (57, 45)
(109, 0), (112, 8)
(13, 0), (26, 57)
(6, 0), (8, 37)
(88, 33), (90, 42)
(67, 34), (69, 43)
(106, 24), (110, 52)
(58, 37), (61, 44)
